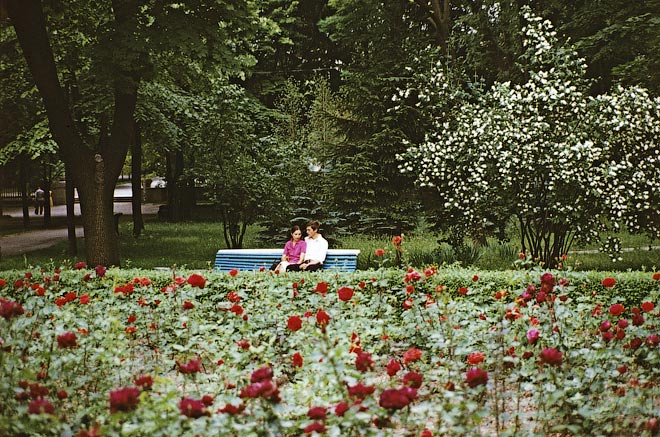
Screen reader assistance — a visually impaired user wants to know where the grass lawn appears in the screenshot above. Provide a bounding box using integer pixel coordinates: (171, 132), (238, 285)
(2, 216), (659, 272)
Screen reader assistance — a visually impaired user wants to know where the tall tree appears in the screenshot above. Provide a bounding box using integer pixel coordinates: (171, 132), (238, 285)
(3, 0), (257, 265)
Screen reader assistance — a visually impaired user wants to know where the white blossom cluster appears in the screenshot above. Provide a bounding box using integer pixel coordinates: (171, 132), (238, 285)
(397, 9), (660, 257)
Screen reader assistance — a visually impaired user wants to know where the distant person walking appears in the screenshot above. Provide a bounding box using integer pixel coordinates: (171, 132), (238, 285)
(34, 187), (46, 215)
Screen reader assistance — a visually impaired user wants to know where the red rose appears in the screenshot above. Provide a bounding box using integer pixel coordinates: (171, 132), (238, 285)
(539, 348), (563, 366)
(94, 265), (107, 277)
(632, 314), (645, 326)
(109, 386), (140, 413)
(74, 261), (87, 270)
(316, 309), (330, 325)
(287, 315), (303, 331)
(338, 286), (354, 302)
(229, 269), (238, 277)
(127, 315), (137, 324)
(28, 397), (55, 415)
(386, 359), (401, 377)
(230, 304), (243, 315)
(57, 331), (78, 349)
(347, 382), (375, 399)
(466, 352), (485, 366)
(392, 235), (402, 245)
(57, 389), (68, 399)
(641, 302), (655, 313)
(0, 298), (25, 320)
(402, 371), (423, 388)
(304, 422), (326, 435)
(652, 272), (660, 281)
(472, 275), (479, 282)
(179, 397), (208, 418)
(178, 358), (202, 374)
(250, 366), (273, 383)
(79, 294), (90, 305)
(219, 403), (245, 415)
(334, 401), (349, 417)
(307, 406), (327, 420)
(187, 273), (206, 288)
(292, 352), (303, 367)
(359, 281), (366, 289)
(465, 367), (489, 388)
(458, 287), (468, 295)
(402, 348), (422, 364)
(134, 375), (153, 390)
(315, 282), (329, 295)
(609, 303), (625, 317)
(379, 387), (417, 410)
(355, 351), (374, 372)
(403, 298), (414, 309)
(374, 248), (385, 256)
(602, 277), (617, 288)
(227, 291), (241, 302)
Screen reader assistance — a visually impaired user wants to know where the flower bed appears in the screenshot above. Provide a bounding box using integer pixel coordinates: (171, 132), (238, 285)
(1, 266), (660, 436)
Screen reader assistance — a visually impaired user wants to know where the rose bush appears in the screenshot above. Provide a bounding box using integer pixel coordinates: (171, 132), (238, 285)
(0, 265), (659, 436)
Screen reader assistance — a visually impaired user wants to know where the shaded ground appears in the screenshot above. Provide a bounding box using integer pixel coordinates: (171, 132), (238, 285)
(0, 202), (160, 258)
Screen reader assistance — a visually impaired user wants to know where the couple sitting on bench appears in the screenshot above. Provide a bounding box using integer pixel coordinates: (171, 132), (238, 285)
(272, 220), (327, 272)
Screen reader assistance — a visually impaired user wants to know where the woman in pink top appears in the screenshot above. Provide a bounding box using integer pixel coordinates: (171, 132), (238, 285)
(271, 225), (307, 271)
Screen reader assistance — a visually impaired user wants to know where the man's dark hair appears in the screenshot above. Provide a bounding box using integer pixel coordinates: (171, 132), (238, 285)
(306, 220), (320, 231)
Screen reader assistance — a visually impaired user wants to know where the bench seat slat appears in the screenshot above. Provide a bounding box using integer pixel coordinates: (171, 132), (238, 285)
(214, 249), (360, 272)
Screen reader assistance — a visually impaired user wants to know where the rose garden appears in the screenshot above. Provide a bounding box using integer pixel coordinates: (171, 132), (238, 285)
(2, 257), (660, 436)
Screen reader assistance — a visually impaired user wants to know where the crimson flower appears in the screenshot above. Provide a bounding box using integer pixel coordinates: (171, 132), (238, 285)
(602, 277), (617, 288)
(287, 315), (303, 331)
(304, 422), (326, 435)
(0, 298), (24, 320)
(292, 352), (303, 367)
(609, 304), (625, 317)
(182, 301), (194, 310)
(465, 368), (489, 388)
(392, 235), (402, 245)
(230, 304), (243, 315)
(219, 403), (245, 415)
(374, 248), (385, 256)
(338, 286), (354, 302)
(347, 382), (375, 399)
(307, 406), (327, 420)
(28, 398), (55, 415)
(653, 272), (660, 281)
(379, 387), (417, 410)
(315, 282), (329, 295)
(109, 386), (140, 413)
(79, 294), (90, 304)
(57, 331), (78, 349)
(94, 265), (107, 277)
(632, 314), (645, 326)
(316, 309), (330, 325)
(402, 348), (422, 364)
(355, 351), (374, 372)
(227, 291), (241, 302)
(641, 302), (655, 313)
(131, 374), (152, 391)
(229, 269), (239, 277)
(178, 358), (202, 374)
(403, 372), (423, 388)
(187, 273), (206, 288)
(179, 397), (208, 418)
(386, 359), (401, 377)
(466, 352), (485, 366)
(539, 348), (563, 366)
(74, 261), (87, 270)
(250, 366), (273, 383)
(334, 401), (349, 417)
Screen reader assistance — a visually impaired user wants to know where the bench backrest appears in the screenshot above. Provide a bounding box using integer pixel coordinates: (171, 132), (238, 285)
(214, 249), (360, 272)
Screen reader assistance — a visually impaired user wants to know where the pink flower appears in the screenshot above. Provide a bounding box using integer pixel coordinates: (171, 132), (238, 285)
(374, 248), (385, 256)
(465, 368), (489, 388)
(527, 329), (540, 345)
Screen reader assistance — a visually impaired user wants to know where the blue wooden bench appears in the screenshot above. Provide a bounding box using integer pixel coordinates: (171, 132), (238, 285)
(214, 249), (361, 272)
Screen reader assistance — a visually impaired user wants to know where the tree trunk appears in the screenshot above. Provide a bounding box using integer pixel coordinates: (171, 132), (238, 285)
(8, 0), (139, 266)
(65, 164), (77, 256)
(166, 150), (185, 222)
(131, 121), (144, 237)
(42, 163), (51, 228)
(19, 155), (29, 228)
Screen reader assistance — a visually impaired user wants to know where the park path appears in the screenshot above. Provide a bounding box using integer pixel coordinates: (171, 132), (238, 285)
(0, 200), (160, 260)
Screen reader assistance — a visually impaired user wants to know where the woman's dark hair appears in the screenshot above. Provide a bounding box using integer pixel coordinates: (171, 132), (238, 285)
(290, 225), (302, 235)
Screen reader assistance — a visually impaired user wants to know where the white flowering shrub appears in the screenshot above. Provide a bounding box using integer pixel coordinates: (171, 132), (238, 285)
(398, 8), (660, 266)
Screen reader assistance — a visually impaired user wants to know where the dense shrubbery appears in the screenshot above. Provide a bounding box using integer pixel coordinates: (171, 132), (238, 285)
(1, 265), (660, 436)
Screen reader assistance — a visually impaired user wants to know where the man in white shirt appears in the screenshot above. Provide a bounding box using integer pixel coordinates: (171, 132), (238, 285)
(296, 220), (328, 272)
